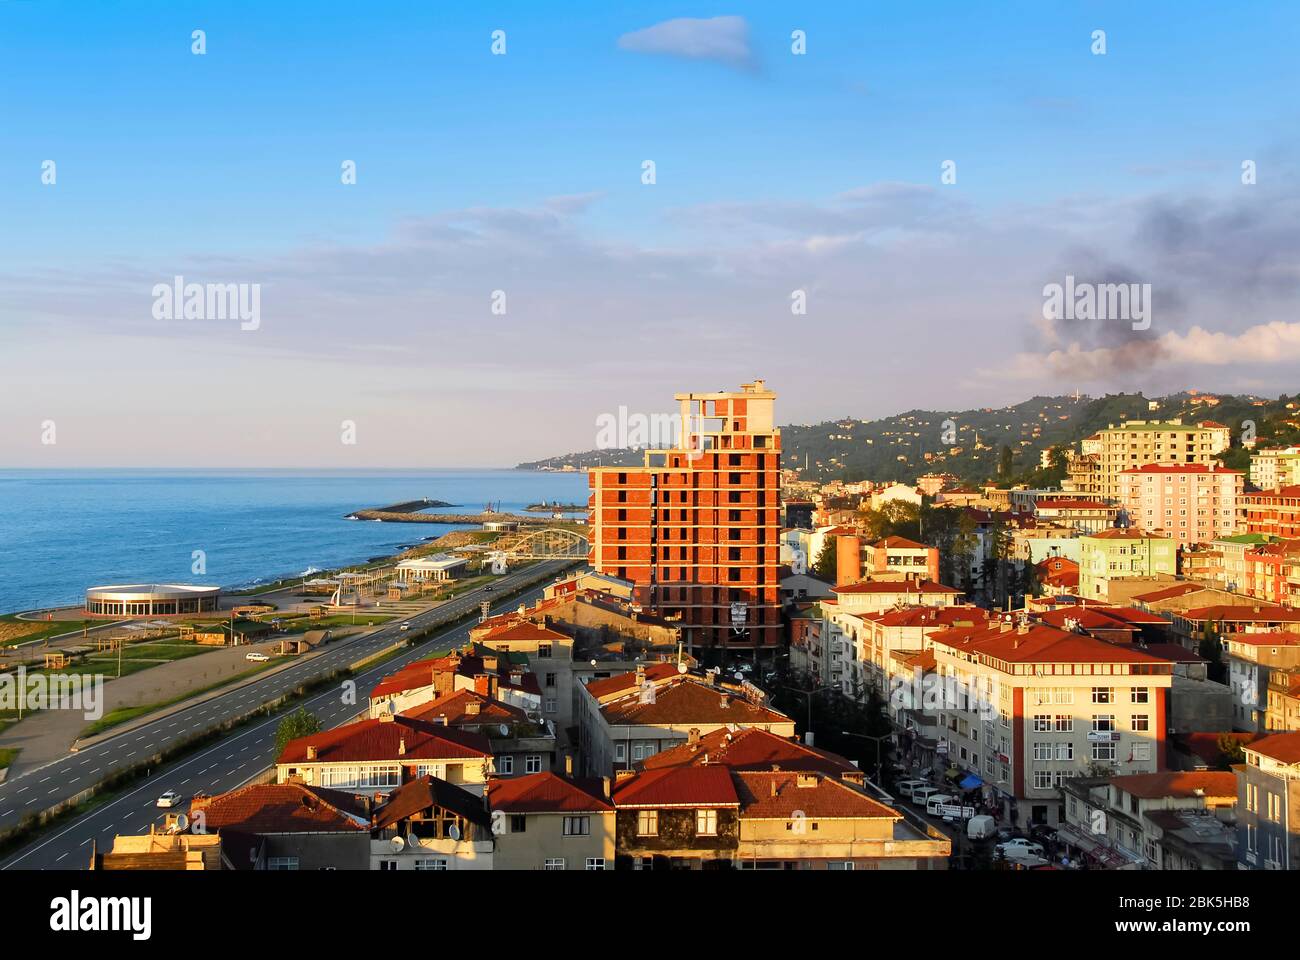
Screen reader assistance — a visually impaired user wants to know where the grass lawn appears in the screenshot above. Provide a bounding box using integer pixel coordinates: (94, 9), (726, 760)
(96, 643), (209, 662)
(0, 616), (102, 648)
(282, 614), (395, 631)
(79, 660), (279, 738)
(0, 748), (17, 772)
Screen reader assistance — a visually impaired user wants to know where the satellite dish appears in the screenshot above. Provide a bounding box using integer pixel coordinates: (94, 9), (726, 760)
(677, 662), (687, 674)
(448, 824), (461, 841)
(590, 659), (598, 667)
(498, 723), (510, 737)
(174, 814), (189, 833)
(390, 835), (406, 852)
(734, 672), (744, 682)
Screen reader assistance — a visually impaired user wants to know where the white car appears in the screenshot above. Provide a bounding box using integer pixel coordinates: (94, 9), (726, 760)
(400, 622), (411, 632)
(997, 838), (1045, 859)
(245, 651), (269, 662)
(156, 790), (182, 809)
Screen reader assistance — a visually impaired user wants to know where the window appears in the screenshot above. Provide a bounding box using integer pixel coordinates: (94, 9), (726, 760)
(543, 859), (566, 871)
(267, 857), (299, 871)
(585, 858), (607, 871)
(1033, 742), (1052, 762)
(544, 697), (558, 714)
(511, 814), (527, 834)
(827, 862), (855, 871)
(1055, 742), (1074, 761)
(615, 743), (626, 763)
(545, 672), (557, 688)
(637, 810), (658, 836)
(1092, 715), (1115, 733)
(1130, 688), (1149, 704)
(537, 643), (552, 658)
(1092, 742), (1116, 761)
(1054, 716), (1074, 732)
(414, 859), (449, 871)
(377, 860), (398, 872)
(1131, 715), (1149, 732)
(696, 809), (718, 836)
(1267, 792), (1281, 823)
(1091, 687), (1113, 704)
(498, 755), (514, 775)
(525, 755), (542, 774)
(1033, 715), (1051, 732)
(563, 816), (590, 837)
(1033, 770), (1053, 789)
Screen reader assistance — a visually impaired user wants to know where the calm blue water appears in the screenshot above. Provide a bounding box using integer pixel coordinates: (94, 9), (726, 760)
(0, 470), (589, 613)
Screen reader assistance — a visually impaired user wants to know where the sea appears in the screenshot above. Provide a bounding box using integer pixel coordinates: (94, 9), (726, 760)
(0, 469), (589, 614)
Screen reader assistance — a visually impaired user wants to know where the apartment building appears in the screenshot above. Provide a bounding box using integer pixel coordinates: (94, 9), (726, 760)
(1117, 463), (1243, 546)
(1223, 632), (1300, 732)
(370, 776), (495, 871)
(1031, 498), (1119, 534)
(587, 380), (782, 654)
(486, 771), (616, 871)
(1265, 668), (1300, 732)
(926, 621), (1174, 828)
(1241, 485), (1300, 539)
(835, 535), (939, 586)
(1084, 419), (1232, 502)
(1078, 528), (1176, 601)
(275, 714), (492, 796)
(1236, 732), (1300, 870)
(1059, 772), (1237, 870)
(1249, 446), (1300, 491)
(576, 664), (795, 775)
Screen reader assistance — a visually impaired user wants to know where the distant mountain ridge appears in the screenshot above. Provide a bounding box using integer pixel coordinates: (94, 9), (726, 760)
(517, 390), (1299, 484)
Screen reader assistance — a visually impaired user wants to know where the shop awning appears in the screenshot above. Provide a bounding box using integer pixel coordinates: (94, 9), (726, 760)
(959, 774), (983, 790)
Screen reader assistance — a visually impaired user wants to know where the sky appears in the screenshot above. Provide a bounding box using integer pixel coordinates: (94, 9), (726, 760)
(1, 1), (1298, 467)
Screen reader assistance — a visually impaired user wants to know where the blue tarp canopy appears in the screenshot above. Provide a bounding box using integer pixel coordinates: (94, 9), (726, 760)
(959, 774), (983, 790)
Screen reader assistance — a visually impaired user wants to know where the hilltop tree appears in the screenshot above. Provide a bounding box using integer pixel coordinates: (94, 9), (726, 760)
(812, 539), (838, 581)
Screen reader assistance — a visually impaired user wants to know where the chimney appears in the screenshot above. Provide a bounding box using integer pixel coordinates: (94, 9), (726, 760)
(635, 663), (646, 683)
(306, 745), (317, 760)
(687, 727), (701, 745)
(601, 776), (611, 798)
(398, 737), (406, 756)
(466, 701), (481, 716)
(565, 754), (574, 776)
(474, 673), (491, 697)
(1017, 620), (1030, 635)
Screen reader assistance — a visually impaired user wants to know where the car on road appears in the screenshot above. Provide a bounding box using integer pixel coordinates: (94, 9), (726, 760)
(484, 585), (493, 592)
(245, 651), (269, 662)
(996, 838), (1045, 859)
(156, 790), (182, 809)
(894, 779), (928, 802)
(400, 622), (411, 631)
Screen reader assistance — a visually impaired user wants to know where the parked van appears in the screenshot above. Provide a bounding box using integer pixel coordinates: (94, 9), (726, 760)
(925, 794), (955, 816)
(895, 779), (927, 801)
(967, 815), (997, 840)
(911, 786), (941, 807)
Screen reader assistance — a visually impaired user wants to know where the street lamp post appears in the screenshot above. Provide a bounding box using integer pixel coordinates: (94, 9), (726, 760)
(781, 684), (836, 745)
(841, 730), (890, 784)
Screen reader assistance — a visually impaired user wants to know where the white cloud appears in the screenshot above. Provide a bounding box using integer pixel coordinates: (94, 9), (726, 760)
(617, 16), (753, 69)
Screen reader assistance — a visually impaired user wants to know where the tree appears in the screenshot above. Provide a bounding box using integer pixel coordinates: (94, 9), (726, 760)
(275, 706), (322, 756)
(812, 538), (838, 581)
(1197, 619), (1227, 684)
(998, 444), (1014, 479)
(1215, 733), (1246, 769)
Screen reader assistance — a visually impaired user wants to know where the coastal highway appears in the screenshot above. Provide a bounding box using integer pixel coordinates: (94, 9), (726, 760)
(0, 561), (570, 869)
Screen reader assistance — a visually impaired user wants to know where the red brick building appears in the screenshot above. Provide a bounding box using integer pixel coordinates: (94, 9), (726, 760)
(1241, 485), (1300, 540)
(587, 381), (781, 655)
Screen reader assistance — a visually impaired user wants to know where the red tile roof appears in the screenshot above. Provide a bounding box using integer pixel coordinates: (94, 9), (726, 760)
(189, 783), (368, 834)
(858, 605), (991, 629)
(401, 688), (530, 726)
(487, 772), (613, 813)
(930, 622), (1174, 667)
(733, 771), (899, 819)
(638, 727), (858, 776)
(1086, 528), (1172, 540)
(1119, 463), (1242, 475)
(1109, 771), (1237, 799)
(611, 766), (739, 808)
(872, 536), (930, 550)
(1181, 605), (1300, 623)
(582, 662), (682, 700)
(831, 579), (960, 595)
(600, 680), (792, 727)
(1131, 583), (1206, 603)
(1247, 732), (1300, 765)
(275, 716), (491, 765)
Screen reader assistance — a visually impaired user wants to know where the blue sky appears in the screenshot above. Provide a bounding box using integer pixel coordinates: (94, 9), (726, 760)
(2, 2), (1298, 466)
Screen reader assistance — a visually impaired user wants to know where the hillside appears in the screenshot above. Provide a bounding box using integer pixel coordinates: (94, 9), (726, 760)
(518, 390), (1300, 484)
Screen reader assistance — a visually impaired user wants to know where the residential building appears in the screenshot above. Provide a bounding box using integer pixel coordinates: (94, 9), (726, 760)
(1265, 668), (1300, 732)
(486, 770), (616, 870)
(1249, 446), (1300, 491)
(1084, 419), (1232, 502)
(188, 782), (370, 871)
(1223, 632), (1300, 732)
(587, 380), (782, 654)
(402, 688), (559, 779)
(276, 713), (492, 796)
(1241, 486), (1300, 540)
(576, 664), (795, 775)
(1117, 463), (1243, 545)
(1059, 772), (1237, 870)
(1236, 732), (1300, 870)
(370, 776), (494, 871)
(925, 620), (1175, 828)
(1078, 529), (1176, 601)
(836, 535), (940, 585)
(1031, 498), (1119, 534)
